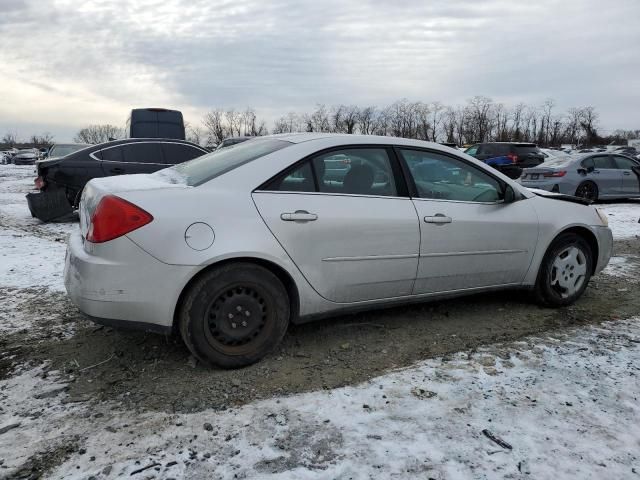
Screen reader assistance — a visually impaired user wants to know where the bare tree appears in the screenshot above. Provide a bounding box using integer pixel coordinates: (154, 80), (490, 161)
(203, 109), (227, 146)
(74, 125), (123, 144)
(2, 132), (18, 147)
(357, 106), (378, 135)
(579, 106), (599, 146)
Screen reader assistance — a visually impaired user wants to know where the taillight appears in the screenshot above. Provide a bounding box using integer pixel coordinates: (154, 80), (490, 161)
(34, 176), (46, 190)
(507, 154), (518, 163)
(543, 171), (567, 178)
(86, 195), (153, 243)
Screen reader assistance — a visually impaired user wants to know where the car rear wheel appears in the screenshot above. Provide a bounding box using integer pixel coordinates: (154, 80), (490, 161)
(534, 233), (593, 307)
(575, 181), (598, 201)
(179, 263), (290, 368)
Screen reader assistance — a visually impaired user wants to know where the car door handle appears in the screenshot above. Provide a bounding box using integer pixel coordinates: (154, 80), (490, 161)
(110, 167), (125, 174)
(424, 214), (452, 224)
(624, 171), (631, 176)
(280, 210), (318, 222)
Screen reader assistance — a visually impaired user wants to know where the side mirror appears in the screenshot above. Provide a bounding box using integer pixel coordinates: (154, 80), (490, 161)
(503, 185), (517, 203)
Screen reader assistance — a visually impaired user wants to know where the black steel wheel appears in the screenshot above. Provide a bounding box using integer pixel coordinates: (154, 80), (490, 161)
(180, 263), (290, 368)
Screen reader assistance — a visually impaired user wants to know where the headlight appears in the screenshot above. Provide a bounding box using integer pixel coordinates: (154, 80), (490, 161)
(595, 208), (608, 226)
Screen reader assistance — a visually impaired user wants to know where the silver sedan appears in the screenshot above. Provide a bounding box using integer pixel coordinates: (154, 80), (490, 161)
(65, 134), (613, 368)
(520, 153), (640, 201)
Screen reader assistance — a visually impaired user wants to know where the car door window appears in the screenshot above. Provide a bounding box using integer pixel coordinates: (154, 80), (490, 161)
(581, 157), (595, 170)
(99, 146), (124, 162)
(122, 143), (163, 164)
(613, 156), (637, 170)
(592, 155), (615, 169)
(400, 149), (502, 203)
(161, 143), (205, 165)
(313, 148), (397, 196)
(266, 161), (315, 192)
(465, 145), (479, 155)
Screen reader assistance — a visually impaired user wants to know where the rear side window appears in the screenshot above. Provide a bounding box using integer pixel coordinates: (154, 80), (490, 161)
(122, 143), (163, 164)
(264, 148), (399, 197)
(161, 143), (205, 165)
(581, 157), (594, 170)
(169, 138), (291, 186)
(99, 146), (124, 162)
(593, 156), (615, 169)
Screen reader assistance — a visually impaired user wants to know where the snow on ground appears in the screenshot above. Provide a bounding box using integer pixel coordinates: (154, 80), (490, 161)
(0, 227), (67, 291)
(1, 319), (639, 479)
(598, 202), (640, 239)
(1, 164), (640, 479)
(604, 255), (639, 278)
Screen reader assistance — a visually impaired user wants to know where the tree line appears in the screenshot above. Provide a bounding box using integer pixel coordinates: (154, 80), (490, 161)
(2, 97), (639, 149)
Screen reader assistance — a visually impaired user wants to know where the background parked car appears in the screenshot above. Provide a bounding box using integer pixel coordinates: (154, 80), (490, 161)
(13, 149), (39, 165)
(27, 138), (208, 222)
(464, 142), (545, 169)
(519, 153), (640, 201)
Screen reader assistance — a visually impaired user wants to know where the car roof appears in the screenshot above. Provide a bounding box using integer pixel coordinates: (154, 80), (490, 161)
(267, 133), (463, 153)
(92, 138), (204, 148)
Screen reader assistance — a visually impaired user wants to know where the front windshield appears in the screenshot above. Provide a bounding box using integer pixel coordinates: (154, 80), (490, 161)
(155, 138), (291, 186)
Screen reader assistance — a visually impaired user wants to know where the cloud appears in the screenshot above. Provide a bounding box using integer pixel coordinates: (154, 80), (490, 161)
(0, 0), (638, 141)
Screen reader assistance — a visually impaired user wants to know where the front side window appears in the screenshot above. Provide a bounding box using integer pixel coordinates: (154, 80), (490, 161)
(400, 149), (502, 203)
(613, 155), (637, 170)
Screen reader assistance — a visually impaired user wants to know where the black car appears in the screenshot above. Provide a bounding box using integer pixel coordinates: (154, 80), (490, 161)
(464, 142), (545, 169)
(26, 138), (208, 222)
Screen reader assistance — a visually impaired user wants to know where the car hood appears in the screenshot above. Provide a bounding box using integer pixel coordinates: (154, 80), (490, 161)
(526, 187), (592, 205)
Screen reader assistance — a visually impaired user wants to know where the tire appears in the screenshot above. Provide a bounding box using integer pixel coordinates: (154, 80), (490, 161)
(534, 233), (593, 307)
(575, 181), (599, 201)
(179, 263), (290, 368)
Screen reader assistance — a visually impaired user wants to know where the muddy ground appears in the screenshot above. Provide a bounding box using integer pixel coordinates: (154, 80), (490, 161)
(2, 234), (639, 416)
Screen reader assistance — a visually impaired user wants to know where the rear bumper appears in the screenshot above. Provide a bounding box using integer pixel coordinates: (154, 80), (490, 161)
(64, 231), (197, 332)
(26, 188), (74, 222)
(592, 225), (613, 275)
(519, 180), (574, 195)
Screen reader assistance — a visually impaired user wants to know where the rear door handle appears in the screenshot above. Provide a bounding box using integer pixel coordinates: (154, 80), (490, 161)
(624, 171), (631, 176)
(424, 214), (452, 224)
(110, 167), (125, 174)
(281, 210), (318, 222)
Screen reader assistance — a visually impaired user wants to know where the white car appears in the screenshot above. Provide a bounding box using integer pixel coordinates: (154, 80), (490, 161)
(65, 134), (613, 368)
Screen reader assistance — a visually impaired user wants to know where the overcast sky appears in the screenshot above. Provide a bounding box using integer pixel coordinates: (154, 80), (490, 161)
(1, 0), (638, 141)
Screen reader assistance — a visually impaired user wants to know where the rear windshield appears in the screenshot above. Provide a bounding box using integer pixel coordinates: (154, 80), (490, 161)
(513, 145), (541, 155)
(50, 144), (90, 157)
(156, 138), (291, 186)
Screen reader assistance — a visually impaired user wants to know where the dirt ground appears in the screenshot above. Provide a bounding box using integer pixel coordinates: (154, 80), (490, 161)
(2, 232), (639, 416)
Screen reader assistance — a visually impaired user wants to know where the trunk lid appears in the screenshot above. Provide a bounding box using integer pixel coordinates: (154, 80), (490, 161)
(79, 172), (188, 238)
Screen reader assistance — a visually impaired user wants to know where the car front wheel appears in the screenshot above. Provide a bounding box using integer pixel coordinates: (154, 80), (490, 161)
(179, 263), (290, 368)
(534, 233), (593, 307)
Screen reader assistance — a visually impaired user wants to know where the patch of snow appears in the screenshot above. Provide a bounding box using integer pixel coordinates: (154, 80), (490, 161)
(0, 226), (67, 291)
(603, 255), (639, 278)
(89, 172), (188, 193)
(1, 319), (639, 479)
(598, 202), (640, 239)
